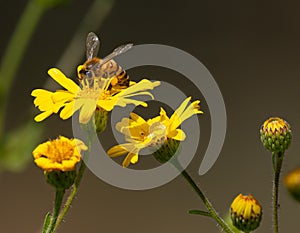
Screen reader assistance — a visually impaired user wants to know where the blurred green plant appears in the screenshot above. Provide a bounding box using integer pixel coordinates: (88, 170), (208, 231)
(0, 0), (69, 172)
(0, 0), (115, 172)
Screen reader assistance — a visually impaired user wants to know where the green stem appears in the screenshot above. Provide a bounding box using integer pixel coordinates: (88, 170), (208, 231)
(0, 0), (45, 137)
(45, 189), (65, 233)
(53, 136), (93, 232)
(272, 151), (284, 233)
(53, 162), (87, 233)
(172, 160), (235, 233)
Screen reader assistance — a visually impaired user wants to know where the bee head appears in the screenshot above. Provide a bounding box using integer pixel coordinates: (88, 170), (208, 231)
(77, 65), (93, 80)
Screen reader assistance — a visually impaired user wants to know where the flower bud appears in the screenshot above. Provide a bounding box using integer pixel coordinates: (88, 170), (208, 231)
(230, 194), (262, 233)
(284, 167), (300, 202)
(260, 117), (291, 153)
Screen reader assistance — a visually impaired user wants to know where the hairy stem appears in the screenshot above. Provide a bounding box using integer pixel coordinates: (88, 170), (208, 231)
(45, 189), (65, 233)
(53, 161), (87, 232)
(273, 151), (284, 233)
(172, 160), (235, 233)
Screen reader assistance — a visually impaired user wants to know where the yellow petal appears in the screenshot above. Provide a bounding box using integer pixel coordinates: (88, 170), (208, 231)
(170, 97), (191, 123)
(79, 99), (97, 124)
(130, 154), (139, 164)
(116, 79), (160, 97)
(159, 108), (170, 122)
(116, 118), (131, 132)
(52, 90), (74, 103)
(107, 143), (139, 157)
(97, 79), (160, 111)
(31, 89), (52, 99)
(177, 100), (202, 124)
(169, 129), (186, 141)
(122, 152), (138, 167)
(97, 98), (118, 111)
(32, 89), (55, 110)
(74, 139), (88, 151)
(107, 145), (130, 157)
(48, 68), (79, 94)
(169, 98), (203, 131)
(34, 111), (53, 122)
(59, 100), (81, 120)
(130, 112), (146, 124)
(31, 89), (75, 121)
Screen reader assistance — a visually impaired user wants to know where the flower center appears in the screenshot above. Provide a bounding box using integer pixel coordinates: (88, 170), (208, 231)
(77, 78), (107, 100)
(147, 122), (167, 147)
(46, 139), (74, 163)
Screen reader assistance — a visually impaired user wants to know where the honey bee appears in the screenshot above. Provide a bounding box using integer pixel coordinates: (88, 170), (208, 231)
(78, 32), (133, 90)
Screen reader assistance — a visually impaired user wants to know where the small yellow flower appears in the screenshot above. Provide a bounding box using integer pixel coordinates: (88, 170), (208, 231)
(260, 117), (291, 153)
(230, 194), (262, 233)
(31, 68), (160, 124)
(107, 97), (203, 167)
(284, 167), (300, 202)
(32, 136), (87, 172)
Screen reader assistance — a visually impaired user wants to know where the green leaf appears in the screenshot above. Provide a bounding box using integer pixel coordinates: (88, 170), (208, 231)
(42, 212), (52, 233)
(188, 209), (212, 217)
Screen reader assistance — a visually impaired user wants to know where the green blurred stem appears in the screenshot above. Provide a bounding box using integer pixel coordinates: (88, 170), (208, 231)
(45, 189), (65, 233)
(272, 151), (284, 233)
(172, 160), (235, 233)
(0, 0), (45, 137)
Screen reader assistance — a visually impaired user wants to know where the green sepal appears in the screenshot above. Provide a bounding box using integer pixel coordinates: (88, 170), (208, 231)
(188, 209), (211, 218)
(42, 212), (52, 233)
(45, 170), (76, 190)
(153, 138), (180, 163)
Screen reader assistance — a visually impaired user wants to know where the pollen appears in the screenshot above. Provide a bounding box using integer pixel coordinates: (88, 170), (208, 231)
(46, 139), (75, 163)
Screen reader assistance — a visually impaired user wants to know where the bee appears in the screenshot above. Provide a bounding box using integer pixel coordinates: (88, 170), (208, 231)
(78, 32), (133, 90)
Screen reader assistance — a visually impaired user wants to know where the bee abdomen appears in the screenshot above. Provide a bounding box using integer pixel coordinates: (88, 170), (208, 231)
(117, 71), (130, 87)
(108, 71), (130, 90)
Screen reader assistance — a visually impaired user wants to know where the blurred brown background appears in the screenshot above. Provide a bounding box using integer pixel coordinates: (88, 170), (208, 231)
(1, 0), (300, 232)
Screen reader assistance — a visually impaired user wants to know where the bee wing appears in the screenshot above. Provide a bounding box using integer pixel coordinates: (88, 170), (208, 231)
(99, 43), (133, 66)
(86, 32), (100, 60)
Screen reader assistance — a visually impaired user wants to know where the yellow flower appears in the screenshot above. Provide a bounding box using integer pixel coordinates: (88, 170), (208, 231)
(32, 136), (87, 172)
(284, 167), (300, 202)
(230, 194), (262, 232)
(107, 97), (203, 167)
(31, 68), (160, 124)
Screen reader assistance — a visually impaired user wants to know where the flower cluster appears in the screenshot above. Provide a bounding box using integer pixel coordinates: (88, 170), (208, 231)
(31, 31), (299, 233)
